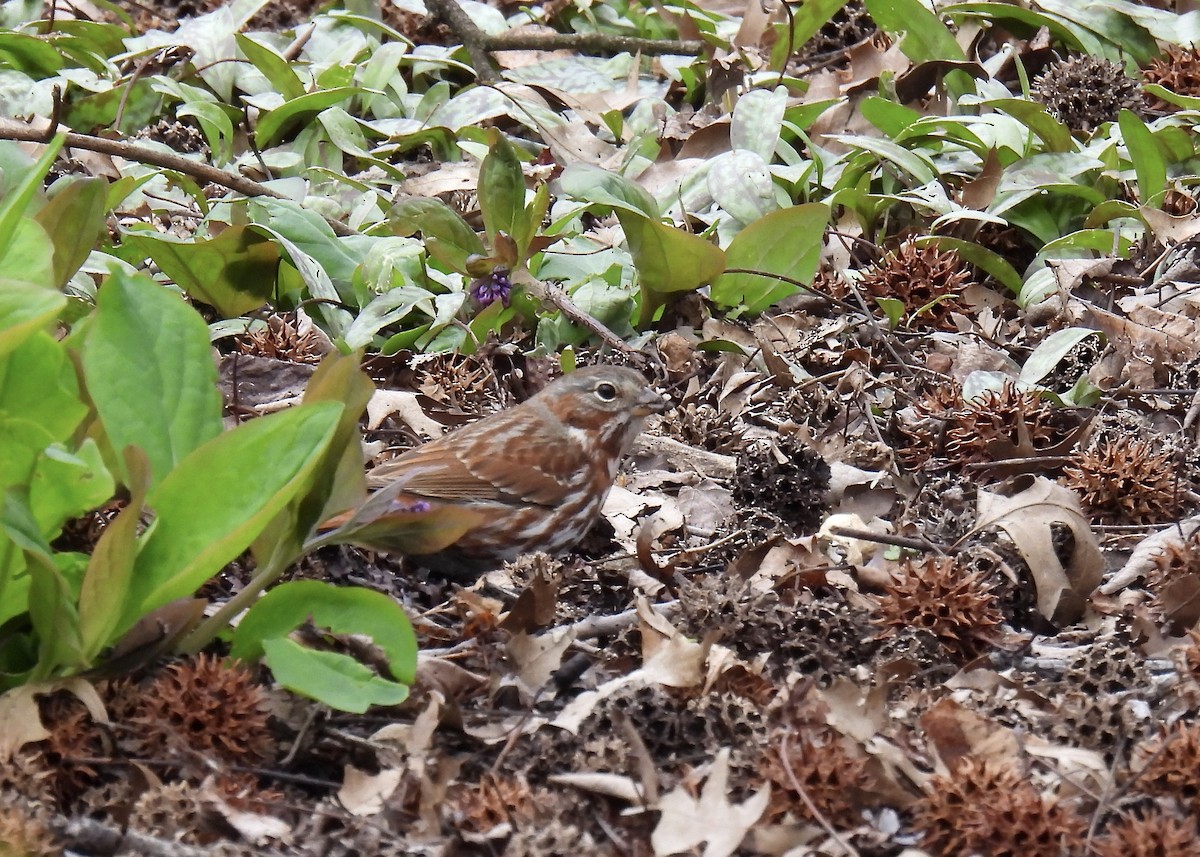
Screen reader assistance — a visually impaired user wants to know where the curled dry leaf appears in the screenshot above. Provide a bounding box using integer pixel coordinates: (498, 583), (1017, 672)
(965, 475), (1102, 625)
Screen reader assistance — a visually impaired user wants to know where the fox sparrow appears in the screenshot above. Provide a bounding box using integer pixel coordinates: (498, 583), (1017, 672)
(320, 365), (667, 577)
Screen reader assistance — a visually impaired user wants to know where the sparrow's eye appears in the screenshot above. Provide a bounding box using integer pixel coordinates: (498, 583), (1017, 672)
(595, 382), (618, 401)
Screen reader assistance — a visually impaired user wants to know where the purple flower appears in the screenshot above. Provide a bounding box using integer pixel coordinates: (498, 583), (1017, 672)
(389, 499), (431, 514)
(469, 269), (512, 308)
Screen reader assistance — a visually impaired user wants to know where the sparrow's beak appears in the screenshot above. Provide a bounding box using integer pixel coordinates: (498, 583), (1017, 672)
(633, 387), (669, 417)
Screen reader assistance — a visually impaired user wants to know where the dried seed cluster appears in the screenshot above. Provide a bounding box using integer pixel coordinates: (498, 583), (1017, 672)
(873, 556), (1004, 662)
(1034, 56), (1142, 134)
(857, 242), (974, 329)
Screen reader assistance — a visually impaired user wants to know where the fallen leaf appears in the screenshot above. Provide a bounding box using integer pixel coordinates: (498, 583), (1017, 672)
(651, 750), (770, 857)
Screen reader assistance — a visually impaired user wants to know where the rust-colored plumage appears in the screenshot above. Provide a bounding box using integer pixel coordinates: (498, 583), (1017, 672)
(319, 366), (666, 577)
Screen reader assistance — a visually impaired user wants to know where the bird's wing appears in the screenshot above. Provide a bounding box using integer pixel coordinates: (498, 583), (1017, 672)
(366, 404), (585, 506)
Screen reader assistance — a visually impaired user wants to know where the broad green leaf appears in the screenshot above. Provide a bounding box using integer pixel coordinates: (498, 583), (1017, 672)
(1036, 0), (1158, 65)
(711, 204), (829, 314)
(1037, 229), (1132, 263)
(865, 0), (967, 62)
(860, 97), (923, 137)
(124, 401), (342, 630)
(35, 177), (107, 289)
(478, 130), (527, 252)
(731, 87), (787, 162)
(1019, 328), (1100, 387)
(941, 3), (1091, 54)
(343, 286), (435, 350)
(558, 164), (659, 219)
(707, 150), (780, 226)
(0, 281), (64, 358)
(0, 32), (65, 76)
(124, 226), (281, 317)
(82, 270), (223, 485)
(1118, 109), (1166, 207)
(3, 493), (84, 679)
(876, 297), (905, 328)
(235, 33), (306, 101)
(0, 332), (86, 447)
(255, 87), (367, 148)
(389, 197), (484, 273)
(825, 135), (937, 185)
(232, 579), (416, 684)
(78, 449), (149, 660)
(618, 212), (726, 326)
(261, 637), (410, 713)
(983, 99), (1073, 152)
(29, 440), (113, 537)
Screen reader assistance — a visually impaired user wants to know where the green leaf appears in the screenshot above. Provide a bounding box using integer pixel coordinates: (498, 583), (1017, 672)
(731, 87), (787, 162)
(1118, 109), (1166, 207)
(557, 164), (659, 219)
(617, 212), (726, 327)
(1019, 328), (1100, 387)
(255, 87), (367, 148)
(711, 204), (830, 314)
(913, 236), (1024, 294)
(478, 130), (528, 252)
(35, 177), (108, 289)
(78, 449), (149, 660)
(123, 401), (342, 631)
(865, 0), (967, 62)
(0, 134), (63, 275)
(82, 270), (223, 485)
(0, 281), (64, 359)
(343, 286), (435, 350)
(770, 0), (851, 66)
(876, 297), (905, 328)
(825, 135), (937, 185)
(261, 637), (410, 713)
(29, 440), (113, 537)
(124, 226), (281, 317)
(389, 197), (484, 273)
(235, 33), (306, 101)
(984, 99), (1073, 152)
(232, 579), (416, 683)
(0, 332), (86, 448)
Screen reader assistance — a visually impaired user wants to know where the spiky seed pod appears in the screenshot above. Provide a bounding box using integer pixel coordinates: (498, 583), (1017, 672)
(912, 755), (1086, 857)
(32, 692), (107, 808)
(761, 729), (873, 827)
(657, 402), (743, 455)
(125, 655), (274, 766)
(1134, 721), (1200, 813)
(1034, 56), (1142, 134)
(942, 385), (1072, 469)
(233, 312), (329, 364)
(444, 773), (539, 834)
(1143, 45), (1200, 113)
(1092, 807), (1200, 857)
(732, 436), (831, 534)
(856, 242), (974, 329)
(1063, 436), (1185, 525)
(894, 385), (965, 470)
(873, 556), (1004, 662)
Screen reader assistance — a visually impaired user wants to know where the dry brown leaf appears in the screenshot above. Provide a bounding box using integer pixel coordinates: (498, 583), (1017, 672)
(548, 772), (645, 803)
(506, 627), (575, 694)
(337, 766), (402, 816)
(651, 750), (770, 857)
(968, 475), (1102, 625)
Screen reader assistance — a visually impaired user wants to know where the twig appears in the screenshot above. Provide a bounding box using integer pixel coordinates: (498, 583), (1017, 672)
(826, 525), (945, 554)
(425, 0), (705, 83)
(0, 118), (357, 237)
(49, 815), (222, 857)
(531, 280), (646, 358)
(777, 732), (861, 857)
